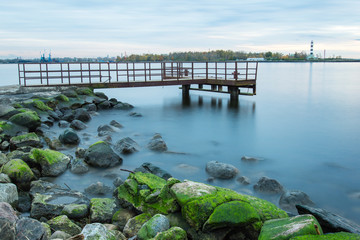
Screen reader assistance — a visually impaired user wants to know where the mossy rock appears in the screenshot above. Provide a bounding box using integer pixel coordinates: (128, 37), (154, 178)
(0, 121), (28, 137)
(154, 226), (188, 240)
(259, 214), (323, 240)
(61, 203), (88, 219)
(171, 181), (287, 232)
(117, 172), (179, 215)
(290, 232), (360, 240)
(123, 213), (152, 238)
(2, 159), (35, 185)
(47, 215), (82, 236)
(90, 198), (117, 223)
(30, 148), (70, 177)
(55, 94), (69, 102)
(76, 87), (94, 96)
(32, 99), (53, 111)
(9, 110), (41, 131)
(10, 132), (42, 149)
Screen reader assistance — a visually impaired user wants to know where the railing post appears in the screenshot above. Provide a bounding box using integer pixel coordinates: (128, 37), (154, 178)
(133, 63), (135, 81)
(192, 62), (194, 80)
(108, 62), (111, 82)
(225, 62), (227, 80)
(46, 63), (49, 85)
(149, 62), (152, 81)
(18, 64), (21, 85)
(235, 61), (238, 81)
(144, 62), (147, 82)
(116, 62), (119, 82)
(255, 62), (258, 81)
(23, 64), (26, 86)
(68, 63), (71, 85)
(206, 62), (208, 80)
(126, 62), (129, 82)
(40, 64), (43, 85)
(246, 61), (248, 81)
(99, 63), (102, 82)
(88, 63), (91, 84)
(61, 63), (64, 84)
(80, 63), (83, 83)
(215, 62), (217, 80)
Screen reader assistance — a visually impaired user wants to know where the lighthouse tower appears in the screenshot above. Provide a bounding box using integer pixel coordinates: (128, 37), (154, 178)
(307, 40), (316, 60)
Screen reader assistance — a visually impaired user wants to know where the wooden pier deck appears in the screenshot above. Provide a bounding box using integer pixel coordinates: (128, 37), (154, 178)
(18, 61), (258, 100)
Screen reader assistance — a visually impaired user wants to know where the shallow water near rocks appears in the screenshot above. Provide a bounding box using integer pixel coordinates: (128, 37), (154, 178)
(1, 62), (360, 225)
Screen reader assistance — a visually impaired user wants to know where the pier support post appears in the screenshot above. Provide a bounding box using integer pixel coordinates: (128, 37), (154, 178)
(229, 86), (239, 102)
(182, 84), (190, 98)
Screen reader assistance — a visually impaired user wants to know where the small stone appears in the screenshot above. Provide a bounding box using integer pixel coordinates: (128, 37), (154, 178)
(85, 182), (112, 196)
(110, 120), (123, 128)
(137, 214), (170, 240)
(279, 190), (315, 213)
(205, 160), (239, 179)
(253, 176), (285, 194)
(237, 176), (251, 185)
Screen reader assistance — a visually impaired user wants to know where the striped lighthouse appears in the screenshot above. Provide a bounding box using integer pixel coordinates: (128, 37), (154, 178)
(310, 40), (314, 58)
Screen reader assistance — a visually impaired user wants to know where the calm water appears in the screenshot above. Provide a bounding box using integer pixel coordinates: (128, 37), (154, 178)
(1, 63), (360, 224)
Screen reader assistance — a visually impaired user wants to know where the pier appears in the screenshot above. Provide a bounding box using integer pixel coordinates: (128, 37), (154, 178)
(18, 61), (258, 101)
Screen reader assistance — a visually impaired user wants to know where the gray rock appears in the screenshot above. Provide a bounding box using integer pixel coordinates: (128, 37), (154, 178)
(83, 103), (97, 112)
(48, 110), (60, 121)
(0, 183), (18, 207)
(205, 161), (239, 179)
(0, 173), (11, 183)
(112, 208), (137, 231)
(109, 120), (123, 128)
(16, 217), (49, 240)
(279, 190), (315, 213)
(114, 102), (134, 110)
(0, 104), (16, 119)
(85, 182), (112, 196)
(59, 129), (80, 145)
(95, 92), (108, 100)
(134, 162), (172, 180)
(81, 223), (119, 240)
(61, 110), (75, 122)
(147, 133), (168, 152)
(0, 202), (18, 223)
(62, 89), (78, 98)
(129, 112), (142, 117)
(58, 120), (70, 128)
(48, 138), (66, 151)
(97, 124), (114, 137)
(113, 177), (124, 188)
(74, 108), (91, 122)
(50, 231), (71, 240)
(0, 152), (8, 165)
(90, 198), (118, 223)
(0, 218), (16, 240)
(70, 119), (87, 130)
(9, 132), (42, 149)
(18, 191), (31, 212)
(253, 176), (285, 194)
(123, 213), (152, 238)
(241, 156), (262, 162)
(137, 214), (170, 240)
(31, 148), (70, 177)
(70, 158), (89, 174)
(75, 147), (86, 158)
(0, 140), (10, 151)
(47, 215), (82, 236)
(84, 141), (122, 168)
(97, 100), (112, 110)
(61, 203), (88, 219)
(237, 176), (251, 185)
(296, 204), (360, 234)
(114, 137), (139, 154)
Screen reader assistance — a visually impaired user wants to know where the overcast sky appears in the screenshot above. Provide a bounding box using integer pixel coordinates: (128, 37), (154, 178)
(1, 0), (359, 59)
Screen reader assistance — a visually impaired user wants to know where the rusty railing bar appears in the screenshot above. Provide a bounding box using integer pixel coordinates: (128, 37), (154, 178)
(67, 63), (71, 85)
(46, 63), (49, 85)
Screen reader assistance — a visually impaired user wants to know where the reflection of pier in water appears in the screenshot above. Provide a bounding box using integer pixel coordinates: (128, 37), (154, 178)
(18, 61), (258, 101)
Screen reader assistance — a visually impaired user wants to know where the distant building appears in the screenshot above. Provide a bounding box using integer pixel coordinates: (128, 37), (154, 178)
(246, 57), (265, 61)
(307, 40), (317, 60)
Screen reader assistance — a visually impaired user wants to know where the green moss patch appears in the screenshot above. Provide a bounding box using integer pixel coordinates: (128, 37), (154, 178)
(290, 232), (360, 240)
(31, 148), (67, 165)
(2, 158), (35, 183)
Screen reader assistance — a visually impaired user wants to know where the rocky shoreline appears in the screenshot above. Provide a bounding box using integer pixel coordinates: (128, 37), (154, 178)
(0, 86), (359, 240)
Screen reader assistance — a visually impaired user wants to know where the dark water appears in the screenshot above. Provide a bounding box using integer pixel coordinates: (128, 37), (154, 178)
(1, 62), (360, 224)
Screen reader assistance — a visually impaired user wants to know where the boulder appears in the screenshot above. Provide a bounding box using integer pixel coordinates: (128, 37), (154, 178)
(97, 124), (114, 137)
(59, 129), (80, 145)
(0, 104), (17, 119)
(0, 202), (18, 223)
(75, 147), (86, 158)
(0, 173), (11, 183)
(17, 191), (31, 212)
(9, 110), (41, 131)
(62, 89), (78, 98)
(47, 215), (82, 236)
(0, 183), (18, 207)
(80, 223), (120, 240)
(113, 177), (124, 188)
(74, 108), (91, 123)
(137, 214), (170, 240)
(109, 120), (123, 128)
(170, 180), (288, 232)
(97, 100), (112, 110)
(50, 231), (71, 240)
(2, 159), (35, 189)
(241, 156), (262, 162)
(129, 112), (142, 117)
(61, 110), (75, 122)
(76, 87), (94, 96)
(296, 205), (360, 234)
(16, 217), (49, 240)
(94, 92), (108, 100)
(258, 214), (323, 240)
(30, 180), (90, 220)
(9, 132), (42, 149)
(85, 182), (112, 196)
(58, 120), (70, 128)
(90, 198), (118, 223)
(113, 102), (134, 110)
(84, 141), (122, 168)
(70, 119), (87, 130)
(154, 226), (188, 240)
(0, 218), (16, 240)
(0, 120), (28, 138)
(70, 158), (89, 174)
(205, 161), (239, 179)
(83, 103), (97, 112)
(114, 137), (140, 154)
(134, 162), (172, 180)
(254, 176), (285, 194)
(123, 213), (152, 238)
(147, 133), (168, 152)
(48, 138), (66, 151)
(31, 148), (70, 177)
(112, 208), (137, 231)
(279, 190), (315, 213)
(117, 172), (180, 215)
(61, 203), (89, 219)
(237, 176), (251, 185)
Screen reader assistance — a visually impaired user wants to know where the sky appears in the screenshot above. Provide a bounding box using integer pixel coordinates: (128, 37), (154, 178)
(1, 0), (360, 59)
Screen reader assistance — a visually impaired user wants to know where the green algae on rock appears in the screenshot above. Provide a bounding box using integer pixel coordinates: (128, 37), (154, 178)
(47, 215), (82, 236)
(153, 226), (188, 240)
(2, 159), (35, 185)
(30, 148), (70, 177)
(290, 232), (360, 240)
(9, 110), (41, 131)
(10, 132), (42, 149)
(117, 172), (180, 215)
(90, 198), (117, 223)
(258, 214), (323, 240)
(61, 203), (88, 219)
